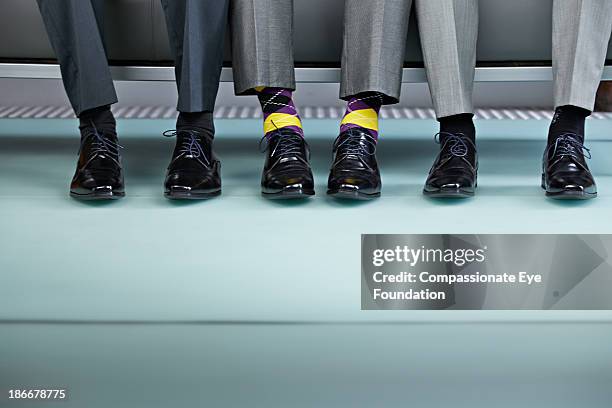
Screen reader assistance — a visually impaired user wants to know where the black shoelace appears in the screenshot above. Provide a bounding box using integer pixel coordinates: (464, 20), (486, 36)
(259, 128), (308, 159)
(80, 121), (123, 165)
(163, 129), (211, 167)
(435, 132), (472, 159)
(549, 132), (591, 161)
(333, 129), (377, 159)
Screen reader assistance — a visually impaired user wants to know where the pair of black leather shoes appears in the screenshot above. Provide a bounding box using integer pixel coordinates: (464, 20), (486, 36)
(542, 133), (597, 200)
(164, 127), (314, 200)
(423, 130), (597, 200)
(326, 128), (478, 200)
(70, 125), (222, 201)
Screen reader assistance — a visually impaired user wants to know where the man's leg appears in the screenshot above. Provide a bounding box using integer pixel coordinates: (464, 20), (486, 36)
(36, 0), (117, 116)
(160, 0), (229, 200)
(36, 0), (124, 200)
(417, 0), (479, 198)
(543, 0), (612, 200)
(553, 0), (612, 112)
(231, 0), (314, 199)
(331, 0), (412, 200)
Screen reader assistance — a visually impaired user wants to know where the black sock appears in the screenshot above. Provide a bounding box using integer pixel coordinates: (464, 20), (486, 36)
(177, 111), (215, 138)
(438, 113), (475, 143)
(548, 105), (590, 145)
(78, 105), (116, 138)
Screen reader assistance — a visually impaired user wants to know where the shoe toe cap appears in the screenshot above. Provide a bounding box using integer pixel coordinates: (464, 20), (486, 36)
(547, 173), (596, 194)
(426, 174), (475, 191)
(266, 174), (313, 190)
(165, 171), (220, 193)
(72, 174), (124, 194)
(329, 174), (380, 194)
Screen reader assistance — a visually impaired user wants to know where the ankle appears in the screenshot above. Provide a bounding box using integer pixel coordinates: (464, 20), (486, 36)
(256, 87), (304, 138)
(79, 105), (116, 136)
(340, 92), (383, 140)
(548, 105), (590, 144)
(177, 111), (214, 136)
(438, 113), (475, 143)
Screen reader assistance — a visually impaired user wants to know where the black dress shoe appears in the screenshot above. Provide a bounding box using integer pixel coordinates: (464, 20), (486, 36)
(327, 128), (381, 200)
(424, 132), (478, 198)
(70, 124), (125, 200)
(163, 129), (221, 200)
(260, 129), (314, 199)
(542, 133), (597, 200)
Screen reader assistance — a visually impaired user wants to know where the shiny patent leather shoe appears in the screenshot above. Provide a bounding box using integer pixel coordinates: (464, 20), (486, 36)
(163, 129), (221, 200)
(327, 128), (381, 200)
(424, 132), (478, 198)
(542, 133), (597, 200)
(70, 123), (125, 200)
(260, 129), (315, 199)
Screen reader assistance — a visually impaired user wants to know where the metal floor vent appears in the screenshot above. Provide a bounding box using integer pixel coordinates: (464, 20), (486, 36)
(1, 105), (612, 120)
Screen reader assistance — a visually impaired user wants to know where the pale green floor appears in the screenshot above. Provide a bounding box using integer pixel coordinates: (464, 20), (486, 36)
(1, 119), (611, 407)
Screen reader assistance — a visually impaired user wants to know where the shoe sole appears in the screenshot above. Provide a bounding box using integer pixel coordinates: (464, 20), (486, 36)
(423, 188), (475, 199)
(262, 188), (315, 200)
(545, 191), (597, 200)
(70, 191), (125, 201)
(164, 190), (221, 200)
(327, 189), (380, 201)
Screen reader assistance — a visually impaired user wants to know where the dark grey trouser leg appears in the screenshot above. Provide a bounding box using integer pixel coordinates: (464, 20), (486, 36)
(36, 0), (117, 116)
(161, 0), (230, 112)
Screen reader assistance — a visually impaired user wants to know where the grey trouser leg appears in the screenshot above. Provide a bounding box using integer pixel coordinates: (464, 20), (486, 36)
(340, 0), (478, 118)
(416, 0), (478, 118)
(161, 0), (230, 112)
(340, 0), (411, 105)
(230, 0), (296, 95)
(36, 0), (117, 116)
(553, 0), (612, 111)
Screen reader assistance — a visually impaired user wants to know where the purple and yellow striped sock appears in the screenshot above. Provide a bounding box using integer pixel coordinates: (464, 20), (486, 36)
(340, 93), (384, 140)
(255, 87), (303, 138)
